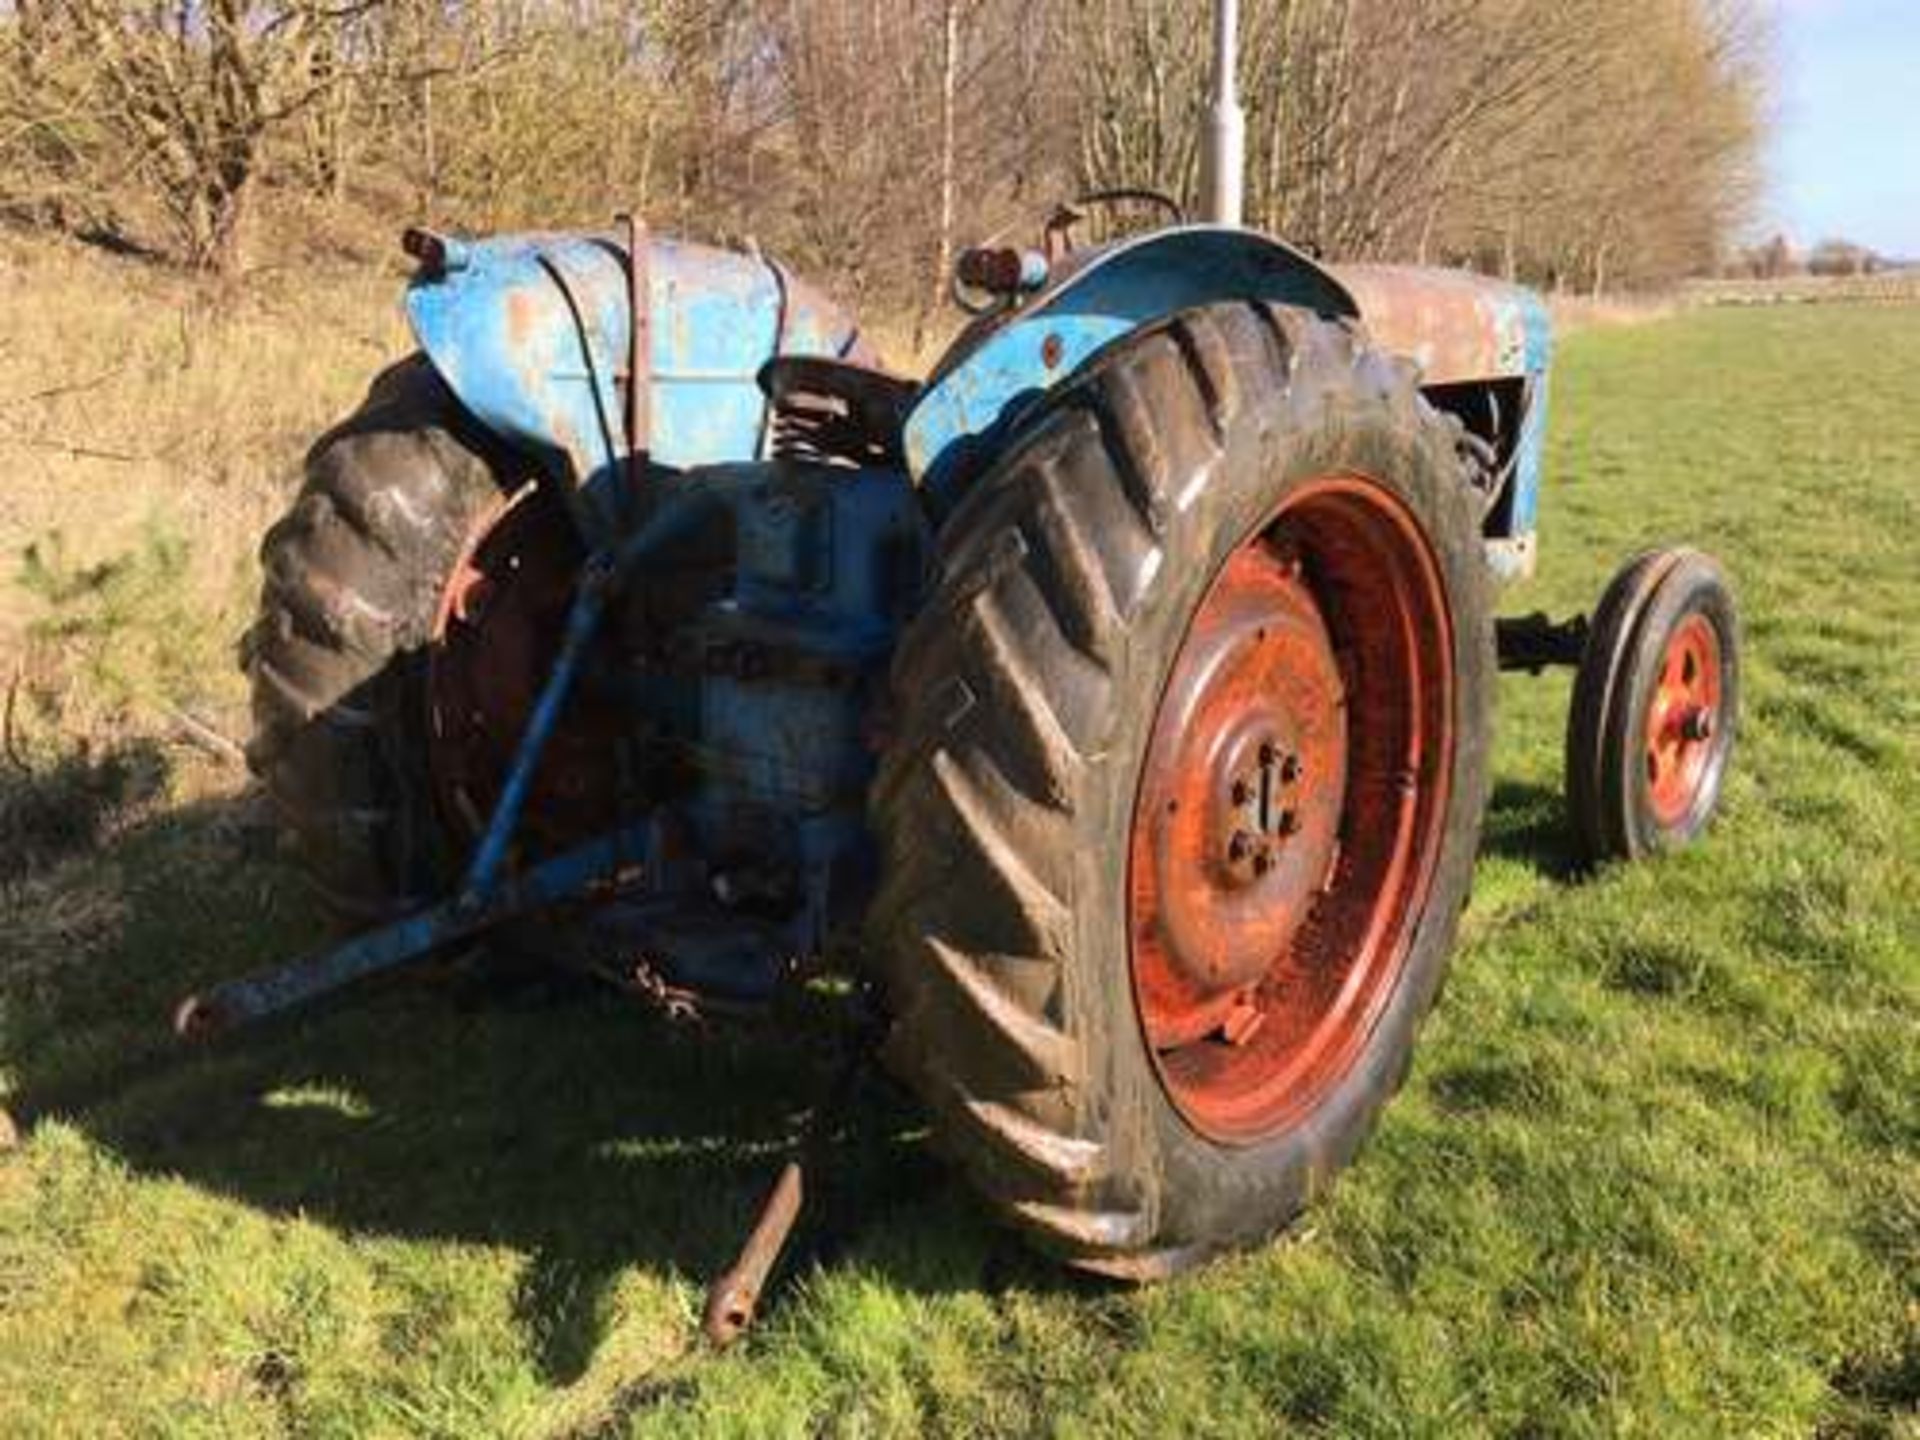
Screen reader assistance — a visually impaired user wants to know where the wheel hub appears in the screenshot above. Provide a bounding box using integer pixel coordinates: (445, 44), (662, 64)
(1216, 732), (1304, 887)
(1644, 611), (1722, 826)
(1133, 544), (1347, 1047)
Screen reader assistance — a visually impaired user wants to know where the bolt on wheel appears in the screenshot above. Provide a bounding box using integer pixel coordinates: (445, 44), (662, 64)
(867, 301), (1494, 1273)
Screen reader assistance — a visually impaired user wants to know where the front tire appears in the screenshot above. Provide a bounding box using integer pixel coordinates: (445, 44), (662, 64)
(867, 302), (1494, 1274)
(1565, 548), (1739, 865)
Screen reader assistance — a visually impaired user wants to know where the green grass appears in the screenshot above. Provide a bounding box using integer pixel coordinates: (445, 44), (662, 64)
(2, 300), (1916, 1437)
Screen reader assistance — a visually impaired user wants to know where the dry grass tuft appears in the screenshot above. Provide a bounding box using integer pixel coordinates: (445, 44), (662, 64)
(2, 855), (131, 990)
(0, 739), (168, 880)
(0, 232), (411, 834)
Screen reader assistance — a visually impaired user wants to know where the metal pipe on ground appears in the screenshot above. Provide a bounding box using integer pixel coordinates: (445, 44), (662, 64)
(704, 1162), (805, 1347)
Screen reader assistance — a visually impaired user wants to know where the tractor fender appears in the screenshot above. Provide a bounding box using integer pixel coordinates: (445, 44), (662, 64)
(904, 225), (1357, 500)
(404, 232), (864, 539)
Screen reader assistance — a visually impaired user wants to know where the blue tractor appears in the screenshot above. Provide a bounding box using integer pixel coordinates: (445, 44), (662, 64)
(188, 12), (1739, 1332)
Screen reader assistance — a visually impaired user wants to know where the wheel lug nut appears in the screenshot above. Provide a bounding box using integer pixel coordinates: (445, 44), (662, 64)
(1228, 831), (1250, 861)
(1231, 779), (1251, 805)
(1258, 742), (1276, 767)
(1277, 809), (1299, 836)
(1280, 755), (1300, 783)
(1253, 851), (1272, 876)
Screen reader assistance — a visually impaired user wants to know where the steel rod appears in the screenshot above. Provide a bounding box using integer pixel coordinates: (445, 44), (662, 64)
(458, 491), (723, 911)
(174, 820), (655, 1038)
(458, 561), (613, 907)
(1202, 0), (1245, 227)
(703, 1162), (805, 1347)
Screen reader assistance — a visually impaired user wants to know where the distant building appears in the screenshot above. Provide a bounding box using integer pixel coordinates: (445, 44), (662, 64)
(1807, 239), (1881, 276)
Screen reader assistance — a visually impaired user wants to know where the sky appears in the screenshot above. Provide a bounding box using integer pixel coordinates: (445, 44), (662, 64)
(1767, 0), (1920, 258)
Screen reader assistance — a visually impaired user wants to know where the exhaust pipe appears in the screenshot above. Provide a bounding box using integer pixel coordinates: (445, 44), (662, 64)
(1201, 0), (1246, 227)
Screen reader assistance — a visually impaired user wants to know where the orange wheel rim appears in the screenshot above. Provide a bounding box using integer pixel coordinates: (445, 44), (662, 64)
(1643, 612), (1722, 828)
(1128, 477), (1455, 1144)
(427, 488), (621, 856)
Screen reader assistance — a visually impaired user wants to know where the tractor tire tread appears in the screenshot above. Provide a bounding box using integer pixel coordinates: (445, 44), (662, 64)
(245, 355), (511, 921)
(869, 298), (1490, 1272)
(869, 303), (1312, 1263)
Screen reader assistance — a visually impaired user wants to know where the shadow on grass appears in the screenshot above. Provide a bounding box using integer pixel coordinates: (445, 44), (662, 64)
(1478, 776), (1581, 881)
(3, 758), (1591, 1385)
(3, 782), (1066, 1385)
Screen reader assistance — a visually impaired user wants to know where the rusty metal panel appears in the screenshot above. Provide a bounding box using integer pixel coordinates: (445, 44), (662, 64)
(1334, 263), (1554, 564)
(1330, 263), (1549, 385)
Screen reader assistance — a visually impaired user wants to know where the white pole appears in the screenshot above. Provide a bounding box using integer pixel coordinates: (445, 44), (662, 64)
(1201, 0), (1245, 227)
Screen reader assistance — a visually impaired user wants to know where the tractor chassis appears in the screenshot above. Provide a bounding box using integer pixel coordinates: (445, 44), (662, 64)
(172, 195), (1740, 1315)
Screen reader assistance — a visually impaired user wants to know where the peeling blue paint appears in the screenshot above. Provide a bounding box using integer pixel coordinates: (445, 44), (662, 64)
(1506, 287), (1554, 538)
(406, 232), (860, 544)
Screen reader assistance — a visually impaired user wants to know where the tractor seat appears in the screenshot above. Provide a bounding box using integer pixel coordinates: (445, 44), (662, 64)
(758, 355), (921, 469)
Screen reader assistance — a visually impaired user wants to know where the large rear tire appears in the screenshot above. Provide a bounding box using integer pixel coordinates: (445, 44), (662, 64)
(243, 356), (519, 921)
(867, 302), (1494, 1274)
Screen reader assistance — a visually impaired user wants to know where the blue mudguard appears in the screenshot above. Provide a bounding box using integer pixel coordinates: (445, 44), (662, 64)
(404, 232), (865, 543)
(904, 226), (1358, 502)
(905, 226), (1555, 583)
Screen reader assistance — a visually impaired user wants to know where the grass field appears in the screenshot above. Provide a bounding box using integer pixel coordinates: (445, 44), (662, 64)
(0, 240), (1915, 1437)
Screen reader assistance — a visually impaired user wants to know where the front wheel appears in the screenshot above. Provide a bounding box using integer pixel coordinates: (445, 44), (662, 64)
(1565, 548), (1740, 866)
(868, 302), (1494, 1274)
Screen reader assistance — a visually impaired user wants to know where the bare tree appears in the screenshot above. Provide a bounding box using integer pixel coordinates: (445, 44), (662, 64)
(36, 1), (381, 270)
(0, 0), (1768, 297)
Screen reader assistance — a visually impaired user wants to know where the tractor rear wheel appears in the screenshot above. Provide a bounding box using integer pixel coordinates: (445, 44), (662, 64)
(867, 302), (1494, 1274)
(244, 356), (529, 921)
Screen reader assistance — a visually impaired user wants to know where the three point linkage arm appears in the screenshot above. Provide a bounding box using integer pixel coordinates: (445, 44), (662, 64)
(174, 494), (725, 1040)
